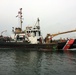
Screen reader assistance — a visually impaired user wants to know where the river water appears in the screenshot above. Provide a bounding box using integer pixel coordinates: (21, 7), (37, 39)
(0, 49), (76, 75)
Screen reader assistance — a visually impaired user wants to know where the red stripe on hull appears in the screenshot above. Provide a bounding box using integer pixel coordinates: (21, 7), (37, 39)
(63, 39), (75, 50)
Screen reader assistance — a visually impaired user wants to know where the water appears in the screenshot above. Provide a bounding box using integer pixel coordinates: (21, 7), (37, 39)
(0, 49), (76, 75)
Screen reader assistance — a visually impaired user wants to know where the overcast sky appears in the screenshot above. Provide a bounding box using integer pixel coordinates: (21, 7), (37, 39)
(0, 0), (76, 39)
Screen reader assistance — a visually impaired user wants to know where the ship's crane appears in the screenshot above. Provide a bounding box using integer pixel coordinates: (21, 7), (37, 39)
(1, 30), (7, 36)
(45, 29), (76, 43)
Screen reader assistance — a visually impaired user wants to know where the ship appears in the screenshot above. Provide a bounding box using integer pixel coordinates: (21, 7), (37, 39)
(0, 8), (76, 51)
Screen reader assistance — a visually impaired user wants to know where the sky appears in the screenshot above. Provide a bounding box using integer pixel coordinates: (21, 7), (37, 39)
(0, 0), (76, 39)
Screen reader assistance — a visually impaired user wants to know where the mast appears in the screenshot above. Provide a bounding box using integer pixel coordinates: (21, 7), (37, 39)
(16, 8), (23, 31)
(37, 18), (40, 25)
(34, 18), (40, 29)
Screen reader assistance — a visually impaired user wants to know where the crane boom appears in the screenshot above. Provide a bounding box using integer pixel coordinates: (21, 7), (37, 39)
(1, 30), (7, 36)
(45, 29), (76, 44)
(52, 29), (76, 37)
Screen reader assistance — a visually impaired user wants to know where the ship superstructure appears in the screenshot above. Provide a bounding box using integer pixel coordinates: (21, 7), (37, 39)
(11, 8), (43, 44)
(25, 18), (43, 44)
